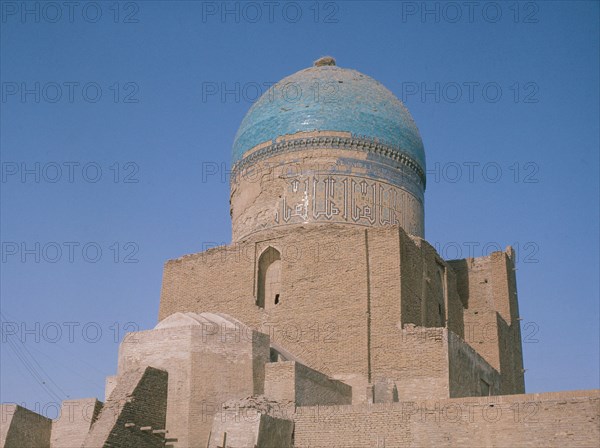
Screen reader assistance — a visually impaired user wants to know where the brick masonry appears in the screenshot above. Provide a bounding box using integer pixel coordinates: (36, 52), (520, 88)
(208, 397), (294, 448)
(3, 60), (598, 448)
(50, 398), (102, 448)
(159, 224), (523, 403)
(112, 312), (270, 448)
(82, 366), (168, 448)
(292, 390), (600, 447)
(230, 137), (425, 241)
(264, 361), (352, 406)
(0, 404), (52, 448)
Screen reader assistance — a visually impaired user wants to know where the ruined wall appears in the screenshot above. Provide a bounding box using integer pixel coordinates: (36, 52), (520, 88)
(161, 225), (440, 402)
(399, 229), (425, 326)
(104, 376), (117, 401)
(159, 224), (372, 402)
(159, 224), (502, 403)
(207, 411), (262, 448)
(502, 247), (525, 393)
(445, 263), (466, 339)
(459, 311), (521, 396)
(367, 229), (467, 401)
(264, 362), (296, 404)
(295, 362), (352, 406)
(256, 414), (295, 448)
(366, 227), (402, 392)
(448, 332), (501, 398)
(83, 367), (168, 448)
(393, 326), (449, 401)
(114, 316), (269, 448)
(293, 390), (600, 448)
(264, 361), (352, 406)
(0, 404), (52, 448)
(397, 232), (464, 339)
(463, 310), (502, 371)
(449, 249), (525, 394)
(208, 408), (294, 448)
(114, 326), (194, 447)
(50, 398), (102, 448)
(364, 323), (500, 402)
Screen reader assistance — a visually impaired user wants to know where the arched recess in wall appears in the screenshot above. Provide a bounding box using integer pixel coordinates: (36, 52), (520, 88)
(257, 247), (282, 309)
(436, 266), (446, 326)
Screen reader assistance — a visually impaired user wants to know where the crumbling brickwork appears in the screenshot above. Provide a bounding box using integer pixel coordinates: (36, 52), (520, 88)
(207, 396), (294, 448)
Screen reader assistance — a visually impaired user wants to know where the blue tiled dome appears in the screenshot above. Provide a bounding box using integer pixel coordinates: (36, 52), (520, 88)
(232, 59), (425, 170)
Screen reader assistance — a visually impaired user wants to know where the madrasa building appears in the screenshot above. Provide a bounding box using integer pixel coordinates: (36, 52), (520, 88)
(2, 57), (598, 448)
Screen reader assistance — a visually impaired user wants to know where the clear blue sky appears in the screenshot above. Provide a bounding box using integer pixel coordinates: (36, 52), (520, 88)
(1, 1), (598, 412)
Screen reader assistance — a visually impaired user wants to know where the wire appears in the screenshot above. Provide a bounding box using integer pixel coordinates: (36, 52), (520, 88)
(0, 312), (68, 403)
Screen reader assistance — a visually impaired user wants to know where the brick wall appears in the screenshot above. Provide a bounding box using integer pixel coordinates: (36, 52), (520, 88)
(265, 362), (296, 404)
(115, 316), (269, 448)
(208, 408), (294, 448)
(449, 249), (525, 394)
(264, 361), (352, 406)
(448, 331), (501, 398)
(159, 225), (372, 399)
(397, 326), (450, 400)
(1, 404), (52, 448)
(159, 224), (522, 403)
(82, 367), (168, 448)
(50, 398), (102, 448)
(293, 390), (600, 447)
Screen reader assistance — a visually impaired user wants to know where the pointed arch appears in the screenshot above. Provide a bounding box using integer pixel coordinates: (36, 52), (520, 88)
(257, 247), (282, 309)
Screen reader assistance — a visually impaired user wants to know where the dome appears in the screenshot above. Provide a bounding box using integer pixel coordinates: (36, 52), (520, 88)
(155, 311), (248, 330)
(229, 58), (427, 240)
(232, 58), (425, 171)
